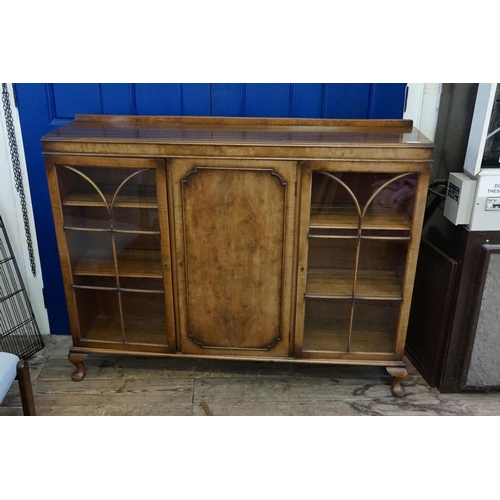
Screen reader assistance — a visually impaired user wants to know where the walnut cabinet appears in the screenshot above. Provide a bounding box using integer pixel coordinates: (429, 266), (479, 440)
(42, 115), (433, 396)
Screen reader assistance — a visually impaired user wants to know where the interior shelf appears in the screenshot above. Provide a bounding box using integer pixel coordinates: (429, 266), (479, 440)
(306, 268), (403, 299)
(72, 248), (163, 278)
(62, 184), (158, 208)
(310, 205), (411, 231)
(303, 317), (395, 353)
(82, 314), (168, 345)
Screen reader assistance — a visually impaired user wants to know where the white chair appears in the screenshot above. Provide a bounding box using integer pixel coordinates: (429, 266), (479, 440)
(0, 352), (36, 416)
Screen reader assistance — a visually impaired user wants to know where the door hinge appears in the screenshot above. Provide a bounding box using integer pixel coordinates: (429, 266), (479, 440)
(42, 287), (48, 309)
(403, 85), (409, 113)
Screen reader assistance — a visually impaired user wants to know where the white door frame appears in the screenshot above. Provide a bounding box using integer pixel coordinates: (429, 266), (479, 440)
(404, 83), (441, 142)
(0, 83), (50, 334)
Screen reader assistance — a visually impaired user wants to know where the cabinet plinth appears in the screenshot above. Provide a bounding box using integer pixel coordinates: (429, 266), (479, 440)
(43, 115), (433, 396)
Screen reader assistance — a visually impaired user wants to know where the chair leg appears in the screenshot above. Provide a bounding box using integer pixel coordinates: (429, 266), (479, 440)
(16, 360), (36, 416)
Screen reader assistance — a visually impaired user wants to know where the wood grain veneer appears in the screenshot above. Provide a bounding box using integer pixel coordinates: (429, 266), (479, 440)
(43, 115), (433, 396)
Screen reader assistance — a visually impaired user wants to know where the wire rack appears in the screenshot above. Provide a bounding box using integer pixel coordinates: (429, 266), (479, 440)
(0, 216), (44, 358)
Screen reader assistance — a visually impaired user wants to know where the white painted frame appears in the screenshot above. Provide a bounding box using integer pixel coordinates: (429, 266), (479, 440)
(404, 83), (442, 142)
(403, 83), (424, 128)
(464, 83), (498, 177)
(0, 83), (50, 334)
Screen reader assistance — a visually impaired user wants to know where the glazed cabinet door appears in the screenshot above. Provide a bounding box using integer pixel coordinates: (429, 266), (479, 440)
(45, 155), (176, 353)
(295, 161), (430, 362)
(170, 159), (298, 357)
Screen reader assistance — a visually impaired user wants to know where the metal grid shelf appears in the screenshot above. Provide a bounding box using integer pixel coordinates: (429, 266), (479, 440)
(0, 216), (44, 358)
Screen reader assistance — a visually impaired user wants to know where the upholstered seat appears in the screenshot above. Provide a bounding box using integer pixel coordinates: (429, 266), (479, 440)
(0, 352), (36, 416)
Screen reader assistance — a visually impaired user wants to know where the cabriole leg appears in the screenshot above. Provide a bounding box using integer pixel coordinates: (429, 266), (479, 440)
(386, 367), (408, 397)
(68, 352), (88, 381)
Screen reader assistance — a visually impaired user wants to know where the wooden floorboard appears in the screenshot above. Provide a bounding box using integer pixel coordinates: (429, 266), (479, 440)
(1, 335), (500, 416)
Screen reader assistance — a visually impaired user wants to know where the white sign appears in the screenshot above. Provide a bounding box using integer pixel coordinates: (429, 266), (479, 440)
(478, 178), (500, 197)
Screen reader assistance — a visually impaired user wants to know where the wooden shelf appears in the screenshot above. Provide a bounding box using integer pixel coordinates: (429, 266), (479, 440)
(82, 314), (168, 345)
(306, 268), (402, 299)
(310, 205), (411, 231)
(303, 317), (395, 353)
(72, 249), (163, 278)
(62, 185), (158, 208)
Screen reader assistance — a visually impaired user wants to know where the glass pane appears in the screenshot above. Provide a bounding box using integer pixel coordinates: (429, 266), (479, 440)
(308, 227), (358, 238)
(351, 300), (400, 353)
(62, 206), (161, 233)
(73, 276), (117, 288)
(121, 292), (167, 345)
(57, 166), (159, 232)
(303, 170), (415, 357)
(111, 169), (159, 232)
(306, 238), (357, 298)
(57, 166), (107, 208)
(57, 166), (157, 209)
(119, 277), (164, 291)
(357, 239), (408, 299)
(310, 171), (417, 231)
(75, 288), (122, 342)
(62, 206), (110, 230)
(303, 299), (350, 352)
(310, 171), (359, 229)
(112, 207), (160, 232)
(113, 169), (157, 208)
(366, 173), (417, 230)
(114, 233), (162, 279)
(67, 230), (115, 276)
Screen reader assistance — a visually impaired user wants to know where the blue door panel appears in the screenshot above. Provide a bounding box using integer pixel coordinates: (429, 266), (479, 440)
(14, 82), (407, 335)
(370, 83), (407, 119)
(323, 84), (372, 118)
(100, 84), (135, 114)
(135, 84), (182, 115)
(211, 84), (243, 116)
(15, 84), (72, 334)
(245, 84), (291, 117)
(292, 84), (323, 118)
(183, 84), (211, 116)
(52, 83), (102, 118)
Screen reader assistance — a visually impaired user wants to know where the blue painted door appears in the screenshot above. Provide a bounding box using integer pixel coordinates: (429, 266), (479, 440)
(14, 83), (407, 334)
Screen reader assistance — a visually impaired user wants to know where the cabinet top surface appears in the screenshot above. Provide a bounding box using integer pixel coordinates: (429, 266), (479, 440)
(41, 115), (433, 148)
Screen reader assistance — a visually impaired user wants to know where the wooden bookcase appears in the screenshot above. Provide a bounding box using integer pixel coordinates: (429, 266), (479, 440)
(42, 115), (433, 396)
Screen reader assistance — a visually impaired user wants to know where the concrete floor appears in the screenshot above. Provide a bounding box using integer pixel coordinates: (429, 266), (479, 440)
(2, 335), (500, 416)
